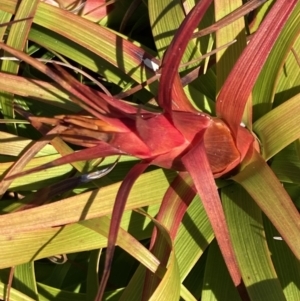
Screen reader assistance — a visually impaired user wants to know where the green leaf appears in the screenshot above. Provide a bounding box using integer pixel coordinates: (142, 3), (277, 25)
(253, 93), (300, 160)
(0, 10), (12, 39)
(2, 0), (159, 92)
(271, 144), (300, 185)
(119, 265), (146, 301)
(175, 194), (214, 281)
(248, 0), (274, 34)
(0, 282), (36, 301)
(136, 209), (181, 301)
(0, 131), (58, 157)
(86, 250), (101, 301)
(0, 0), (38, 128)
(0, 169), (176, 268)
(0, 73), (79, 112)
(274, 34), (300, 106)
(148, 247), (180, 301)
(214, 0), (246, 93)
(264, 217), (300, 301)
(201, 240), (242, 301)
(216, 0), (298, 133)
(14, 262), (38, 300)
(252, 1), (300, 120)
(37, 282), (85, 301)
(84, 216), (163, 276)
(222, 184), (285, 301)
(233, 150), (300, 261)
(143, 173), (195, 299)
(149, 0), (201, 63)
(28, 25), (136, 92)
(0, 154), (73, 191)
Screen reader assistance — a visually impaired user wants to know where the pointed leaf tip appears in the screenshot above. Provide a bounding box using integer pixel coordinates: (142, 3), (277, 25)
(158, 0), (213, 114)
(216, 0), (298, 132)
(96, 162), (149, 301)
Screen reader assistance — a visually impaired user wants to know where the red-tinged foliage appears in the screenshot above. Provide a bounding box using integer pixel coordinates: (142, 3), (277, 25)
(159, 0), (213, 114)
(143, 172), (197, 299)
(181, 138), (242, 286)
(44, 0), (114, 21)
(216, 0), (298, 134)
(1, 0), (298, 300)
(97, 162), (150, 300)
(8, 106), (243, 178)
(204, 119), (242, 176)
(82, 0), (114, 22)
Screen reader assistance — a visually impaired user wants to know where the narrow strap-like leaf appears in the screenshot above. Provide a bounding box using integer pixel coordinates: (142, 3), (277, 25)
(6, 142), (125, 180)
(181, 135), (242, 287)
(13, 262), (39, 300)
(13, 160), (119, 212)
(222, 184), (286, 301)
(0, 0), (38, 131)
(216, 0), (298, 134)
(158, 0), (213, 115)
(253, 93), (300, 160)
(0, 125), (66, 195)
(143, 172), (196, 299)
(0, 43), (134, 128)
(233, 149), (300, 260)
(96, 161), (149, 301)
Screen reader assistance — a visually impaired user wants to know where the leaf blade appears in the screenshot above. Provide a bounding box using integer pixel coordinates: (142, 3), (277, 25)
(233, 150), (300, 260)
(222, 184), (286, 301)
(216, 0), (298, 132)
(182, 136), (241, 287)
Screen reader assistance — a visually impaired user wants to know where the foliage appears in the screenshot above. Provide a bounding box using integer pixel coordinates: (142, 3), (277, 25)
(0, 0), (300, 300)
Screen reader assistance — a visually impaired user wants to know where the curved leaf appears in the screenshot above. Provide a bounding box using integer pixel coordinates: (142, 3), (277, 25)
(158, 0), (213, 114)
(2, 0), (159, 93)
(253, 93), (300, 160)
(96, 162), (149, 301)
(143, 172), (196, 299)
(0, 0), (38, 127)
(216, 0), (298, 133)
(148, 247), (180, 301)
(233, 150), (300, 261)
(264, 217), (300, 300)
(214, 0), (246, 93)
(252, 2), (300, 120)
(222, 184), (286, 301)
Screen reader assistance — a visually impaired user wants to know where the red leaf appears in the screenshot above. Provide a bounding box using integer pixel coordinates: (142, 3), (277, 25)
(136, 113), (185, 155)
(53, 64), (139, 117)
(172, 111), (211, 142)
(82, 0), (114, 22)
(96, 161), (150, 301)
(142, 172), (196, 299)
(0, 125), (66, 193)
(204, 119), (240, 176)
(216, 0), (298, 133)
(5, 142), (125, 180)
(171, 74), (197, 112)
(158, 0), (213, 115)
(181, 135), (241, 286)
